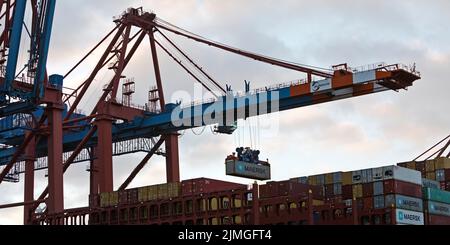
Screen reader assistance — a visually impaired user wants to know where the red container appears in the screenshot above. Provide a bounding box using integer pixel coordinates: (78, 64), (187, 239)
(363, 197), (373, 210)
(445, 169), (450, 181)
(277, 181), (289, 196)
(259, 184), (272, 198)
(362, 183), (373, 198)
(325, 184), (334, 197)
(127, 188), (138, 204)
(119, 191), (128, 205)
(426, 214), (450, 225)
(181, 181), (194, 196)
(342, 185), (352, 200)
(383, 180), (422, 198)
(415, 162), (426, 173)
(181, 178), (246, 196)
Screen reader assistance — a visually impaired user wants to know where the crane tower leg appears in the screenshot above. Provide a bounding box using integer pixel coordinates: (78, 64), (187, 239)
(165, 133), (180, 183)
(46, 103), (64, 217)
(23, 133), (35, 225)
(95, 118), (114, 193)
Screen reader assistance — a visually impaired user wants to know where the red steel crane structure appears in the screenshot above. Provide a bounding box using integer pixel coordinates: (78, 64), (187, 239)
(0, 4), (421, 225)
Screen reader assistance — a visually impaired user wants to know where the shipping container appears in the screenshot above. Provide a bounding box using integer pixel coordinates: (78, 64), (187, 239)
(415, 161), (426, 173)
(425, 201), (450, 217)
(372, 167), (383, 181)
(138, 187), (148, 202)
(436, 169), (445, 182)
(423, 188), (450, 204)
(290, 176), (308, 184)
(362, 183), (373, 197)
(324, 184), (334, 197)
(435, 157), (450, 170)
(373, 195), (384, 209)
(225, 160), (271, 180)
(168, 182), (181, 198)
(385, 194), (423, 212)
(343, 199), (352, 207)
(361, 169), (373, 183)
(110, 192), (119, 206)
(342, 172), (352, 185)
(406, 161), (416, 170)
(312, 200), (324, 206)
(426, 172), (436, 181)
(352, 170), (362, 184)
(422, 178), (440, 189)
(352, 184), (363, 198)
(325, 173), (333, 185)
(373, 181), (384, 196)
(158, 184), (168, 200)
(395, 209), (424, 225)
(127, 188), (138, 204)
(181, 178), (246, 196)
(119, 191), (128, 205)
(333, 172), (343, 183)
(425, 160), (436, 172)
(382, 166), (422, 185)
(100, 192), (110, 207)
(363, 197), (373, 210)
(425, 214), (450, 225)
(383, 180), (422, 198)
(333, 183), (342, 196)
(342, 185), (352, 200)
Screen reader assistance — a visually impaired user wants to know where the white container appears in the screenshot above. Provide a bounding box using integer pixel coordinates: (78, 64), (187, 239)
(395, 209), (424, 225)
(372, 167), (384, 181)
(352, 170), (362, 184)
(361, 169), (373, 183)
(382, 166), (422, 185)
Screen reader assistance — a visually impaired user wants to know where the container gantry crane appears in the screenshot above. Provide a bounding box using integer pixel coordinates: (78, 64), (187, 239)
(0, 4), (421, 224)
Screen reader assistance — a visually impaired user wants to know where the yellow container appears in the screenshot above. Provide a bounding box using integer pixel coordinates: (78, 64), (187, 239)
(435, 157), (450, 169)
(200, 199), (207, 212)
(234, 199), (242, 208)
(138, 187), (148, 202)
(147, 186), (158, 201)
(234, 215), (242, 224)
(426, 160), (436, 172)
(157, 184), (168, 200)
(308, 176), (317, 185)
(210, 197), (218, 211)
(342, 172), (352, 185)
(426, 172), (436, 180)
(109, 192), (118, 206)
(167, 182), (180, 198)
(211, 218), (219, 225)
(406, 161), (416, 170)
(100, 192), (110, 207)
(325, 173), (333, 185)
(312, 200), (324, 206)
(352, 184), (363, 198)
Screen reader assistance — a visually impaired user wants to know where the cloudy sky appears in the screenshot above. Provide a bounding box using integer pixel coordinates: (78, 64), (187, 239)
(1, 0), (450, 224)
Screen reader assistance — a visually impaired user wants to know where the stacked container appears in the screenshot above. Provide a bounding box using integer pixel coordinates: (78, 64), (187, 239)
(398, 157), (450, 191)
(423, 187), (450, 224)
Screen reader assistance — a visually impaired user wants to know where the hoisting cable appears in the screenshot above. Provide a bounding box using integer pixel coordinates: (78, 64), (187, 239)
(154, 38), (220, 97)
(155, 28), (226, 94)
(154, 18), (333, 77)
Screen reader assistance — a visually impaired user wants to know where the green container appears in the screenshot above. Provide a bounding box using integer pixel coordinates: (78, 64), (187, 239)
(423, 188), (450, 204)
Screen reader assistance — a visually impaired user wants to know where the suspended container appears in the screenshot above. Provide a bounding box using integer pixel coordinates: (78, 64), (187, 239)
(225, 159), (271, 181)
